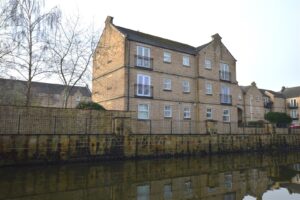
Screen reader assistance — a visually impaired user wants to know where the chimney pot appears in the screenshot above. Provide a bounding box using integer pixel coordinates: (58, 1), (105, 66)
(105, 16), (114, 25)
(212, 33), (222, 41)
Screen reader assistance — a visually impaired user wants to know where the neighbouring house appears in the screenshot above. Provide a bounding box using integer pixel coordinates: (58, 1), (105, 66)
(259, 89), (286, 113)
(240, 82), (265, 123)
(93, 16), (241, 123)
(281, 86), (300, 126)
(0, 78), (91, 108)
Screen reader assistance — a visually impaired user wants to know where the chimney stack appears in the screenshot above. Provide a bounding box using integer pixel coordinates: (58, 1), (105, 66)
(281, 86), (285, 92)
(211, 33), (222, 41)
(105, 16), (114, 25)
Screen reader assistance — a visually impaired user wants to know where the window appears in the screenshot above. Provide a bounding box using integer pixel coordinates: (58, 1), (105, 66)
(205, 59), (212, 69)
(220, 85), (231, 104)
(238, 94), (242, 101)
(76, 96), (81, 103)
(290, 99), (297, 107)
(256, 96), (260, 101)
(224, 174), (233, 189)
(206, 107), (212, 119)
(223, 109), (230, 122)
(182, 80), (190, 93)
(137, 74), (151, 97)
(183, 55), (190, 66)
(291, 110), (298, 118)
(164, 184), (172, 200)
(164, 105), (172, 118)
(205, 83), (213, 95)
(136, 46), (151, 68)
(163, 79), (172, 91)
(138, 104), (149, 119)
(137, 184), (150, 200)
(183, 107), (191, 119)
(220, 63), (230, 81)
(163, 52), (171, 63)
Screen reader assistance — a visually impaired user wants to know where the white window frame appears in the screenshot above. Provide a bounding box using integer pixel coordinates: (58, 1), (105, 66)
(205, 82), (213, 95)
(220, 63), (230, 81)
(182, 80), (190, 93)
(206, 107), (212, 119)
(136, 46), (151, 68)
(138, 104), (150, 120)
(164, 105), (172, 118)
(137, 74), (151, 97)
(183, 107), (191, 119)
(291, 110), (298, 118)
(223, 109), (230, 122)
(163, 79), (172, 91)
(290, 98), (297, 107)
(163, 51), (171, 63)
(204, 59), (212, 69)
(182, 55), (190, 66)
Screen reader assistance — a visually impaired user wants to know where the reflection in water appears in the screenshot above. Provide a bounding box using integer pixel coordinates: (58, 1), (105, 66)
(1, 153), (300, 200)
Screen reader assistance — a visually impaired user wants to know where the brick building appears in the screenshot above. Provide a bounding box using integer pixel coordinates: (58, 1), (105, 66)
(0, 78), (91, 108)
(93, 16), (241, 123)
(281, 86), (300, 126)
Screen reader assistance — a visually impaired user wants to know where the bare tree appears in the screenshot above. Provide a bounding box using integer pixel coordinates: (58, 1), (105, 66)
(49, 14), (97, 108)
(5, 0), (60, 106)
(0, 0), (14, 74)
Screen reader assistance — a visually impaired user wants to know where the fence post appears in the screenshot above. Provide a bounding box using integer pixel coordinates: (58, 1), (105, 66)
(85, 118), (88, 134)
(149, 120), (152, 135)
(17, 115), (21, 134)
(171, 120), (173, 135)
(53, 116), (57, 134)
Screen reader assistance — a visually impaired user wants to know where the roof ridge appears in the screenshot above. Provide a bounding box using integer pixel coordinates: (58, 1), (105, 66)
(115, 25), (197, 49)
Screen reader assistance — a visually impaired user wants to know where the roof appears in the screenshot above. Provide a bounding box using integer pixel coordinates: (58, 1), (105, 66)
(240, 86), (252, 94)
(0, 78), (91, 97)
(115, 25), (211, 55)
(282, 86), (300, 98)
(259, 89), (285, 98)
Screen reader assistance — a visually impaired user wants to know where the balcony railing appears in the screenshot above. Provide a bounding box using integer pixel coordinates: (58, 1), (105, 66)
(291, 114), (299, 120)
(134, 84), (153, 98)
(264, 102), (273, 109)
(288, 102), (299, 109)
(135, 55), (153, 70)
(219, 71), (231, 82)
(220, 94), (232, 105)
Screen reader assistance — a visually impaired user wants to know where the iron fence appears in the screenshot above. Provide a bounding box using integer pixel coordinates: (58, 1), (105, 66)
(0, 114), (113, 134)
(1, 114), (300, 135)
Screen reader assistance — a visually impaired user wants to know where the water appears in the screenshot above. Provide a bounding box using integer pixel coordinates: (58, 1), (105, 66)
(1, 153), (300, 200)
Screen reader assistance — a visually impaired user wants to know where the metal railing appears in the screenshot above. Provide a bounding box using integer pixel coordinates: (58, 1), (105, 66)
(219, 71), (231, 81)
(288, 102), (299, 109)
(264, 102), (273, 109)
(220, 94), (232, 105)
(1, 114), (300, 135)
(135, 55), (153, 70)
(134, 84), (153, 98)
(0, 114), (113, 135)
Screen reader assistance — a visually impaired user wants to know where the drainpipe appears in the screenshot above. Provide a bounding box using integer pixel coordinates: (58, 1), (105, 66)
(126, 40), (130, 112)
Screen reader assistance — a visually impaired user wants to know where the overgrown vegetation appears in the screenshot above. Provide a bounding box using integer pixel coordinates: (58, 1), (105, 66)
(265, 112), (292, 127)
(76, 101), (106, 110)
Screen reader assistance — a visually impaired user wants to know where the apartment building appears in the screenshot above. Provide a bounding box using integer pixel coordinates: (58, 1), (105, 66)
(281, 86), (300, 125)
(259, 89), (286, 113)
(93, 16), (240, 123)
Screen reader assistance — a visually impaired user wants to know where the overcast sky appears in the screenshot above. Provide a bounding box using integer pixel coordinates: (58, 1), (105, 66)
(47, 0), (300, 91)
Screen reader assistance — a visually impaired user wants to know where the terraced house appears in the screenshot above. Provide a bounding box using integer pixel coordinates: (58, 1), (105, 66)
(282, 86), (300, 126)
(93, 16), (241, 125)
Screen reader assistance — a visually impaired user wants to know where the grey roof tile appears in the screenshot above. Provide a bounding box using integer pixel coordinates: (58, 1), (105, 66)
(115, 25), (210, 55)
(282, 86), (300, 98)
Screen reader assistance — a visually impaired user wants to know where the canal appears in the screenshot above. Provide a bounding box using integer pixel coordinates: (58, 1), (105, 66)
(1, 153), (300, 200)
